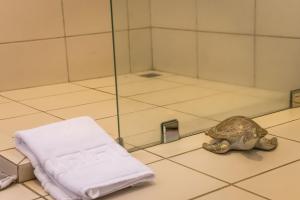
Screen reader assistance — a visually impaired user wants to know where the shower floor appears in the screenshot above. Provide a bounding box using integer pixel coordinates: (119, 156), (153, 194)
(0, 71), (297, 199)
(1, 107), (300, 200)
(0, 70), (289, 150)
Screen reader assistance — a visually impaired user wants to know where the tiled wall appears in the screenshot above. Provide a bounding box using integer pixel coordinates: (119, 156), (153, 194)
(150, 0), (300, 91)
(115, 0), (152, 73)
(2, 0), (299, 92)
(0, 0), (152, 91)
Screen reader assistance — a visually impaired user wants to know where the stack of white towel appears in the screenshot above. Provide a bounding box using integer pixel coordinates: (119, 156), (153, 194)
(16, 117), (154, 200)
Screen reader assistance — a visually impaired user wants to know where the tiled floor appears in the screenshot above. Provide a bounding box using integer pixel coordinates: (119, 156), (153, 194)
(0, 70), (289, 150)
(1, 109), (300, 199)
(0, 70), (296, 199)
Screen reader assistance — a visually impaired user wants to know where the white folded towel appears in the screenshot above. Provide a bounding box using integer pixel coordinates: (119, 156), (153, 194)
(15, 117), (155, 200)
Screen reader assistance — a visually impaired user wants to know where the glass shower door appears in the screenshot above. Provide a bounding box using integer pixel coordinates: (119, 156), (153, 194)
(110, 0), (294, 151)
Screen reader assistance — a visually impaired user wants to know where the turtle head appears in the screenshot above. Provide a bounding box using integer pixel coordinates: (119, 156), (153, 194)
(258, 128), (268, 138)
(206, 127), (217, 136)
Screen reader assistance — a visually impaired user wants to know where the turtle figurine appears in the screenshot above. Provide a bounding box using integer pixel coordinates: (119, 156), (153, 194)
(203, 116), (278, 154)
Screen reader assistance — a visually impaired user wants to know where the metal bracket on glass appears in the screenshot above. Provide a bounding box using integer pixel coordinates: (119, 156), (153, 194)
(115, 137), (124, 146)
(290, 89), (300, 108)
(161, 119), (180, 144)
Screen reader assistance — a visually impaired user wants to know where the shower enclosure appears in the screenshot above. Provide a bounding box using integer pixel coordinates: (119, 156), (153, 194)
(0, 0), (299, 154)
(110, 0), (300, 150)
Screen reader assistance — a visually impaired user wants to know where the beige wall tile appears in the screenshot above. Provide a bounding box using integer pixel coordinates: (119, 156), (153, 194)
(74, 76), (115, 88)
(0, 39), (68, 91)
(151, 0), (196, 29)
(67, 33), (114, 81)
(0, 0), (64, 43)
(152, 29), (197, 77)
(114, 31), (131, 74)
(129, 29), (152, 72)
(256, 0), (300, 37)
(198, 32), (254, 86)
(197, 0), (255, 34)
(63, 0), (111, 35)
(255, 37), (300, 91)
(128, 0), (150, 28)
(111, 0), (129, 30)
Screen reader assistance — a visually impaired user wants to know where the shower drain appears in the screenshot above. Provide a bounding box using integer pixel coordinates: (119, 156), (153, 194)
(139, 72), (162, 78)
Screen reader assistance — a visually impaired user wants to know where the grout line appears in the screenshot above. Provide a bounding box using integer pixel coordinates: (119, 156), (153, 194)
(0, 152), (19, 166)
(0, 28), (151, 46)
(152, 26), (300, 40)
(114, 26), (152, 32)
(0, 36), (65, 46)
(167, 158), (230, 184)
(39, 98), (114, 112)
(60, 0), (70, 82)
(17, 157), (27, 165)
(125, 0), (133, 73)
(153, 26), (253, 35)
(233, 159), (300, 185)
(0, 147), (16, 153)
(166, 147), (205, 160)
(1, 89), (88, 102)
(169, 154), (298, 200)
(188, 185), (231, 200)
(144, 158), (165, 165)
(253, 0), (257, 87)
(144, 137), (300, 197)
(0, 95), (65, 121)
(148, 0), (154, 71)
(66, 31), (112, 38)
(0, 112), (41, 121)
(264, 117), (300, 130)
(232, 185), (272, 200)
(121, 94), (221, 123)
(195, 0), (200, 79)
(269, 133), (300, 144)
(22, 182), (44, 199)
(0, 81), (71, 93)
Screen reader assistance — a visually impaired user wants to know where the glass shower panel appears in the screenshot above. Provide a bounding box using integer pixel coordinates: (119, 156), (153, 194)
(111, 0), (294, 150)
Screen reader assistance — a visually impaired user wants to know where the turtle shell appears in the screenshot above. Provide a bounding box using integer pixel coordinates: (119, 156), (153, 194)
(206, 116), (266, 141)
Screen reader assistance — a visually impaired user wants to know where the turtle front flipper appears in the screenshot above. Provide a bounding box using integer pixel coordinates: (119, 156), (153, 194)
(203, 140), (231, 154)
(255, 137), (278, 151)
